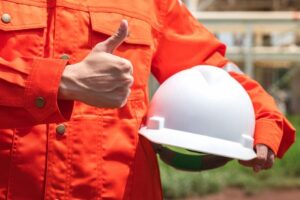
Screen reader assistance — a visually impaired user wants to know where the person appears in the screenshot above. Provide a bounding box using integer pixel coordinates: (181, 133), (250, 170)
(0, 0), (295, 199)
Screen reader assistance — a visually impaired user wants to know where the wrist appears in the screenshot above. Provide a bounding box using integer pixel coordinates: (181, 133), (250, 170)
(58, 64), (76, 101)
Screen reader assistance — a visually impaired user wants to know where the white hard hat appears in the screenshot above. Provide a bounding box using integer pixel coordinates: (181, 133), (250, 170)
(140, 65), (256, 161)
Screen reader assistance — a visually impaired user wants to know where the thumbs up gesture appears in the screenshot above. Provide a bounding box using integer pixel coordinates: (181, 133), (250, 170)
(59, 20), (134, 108)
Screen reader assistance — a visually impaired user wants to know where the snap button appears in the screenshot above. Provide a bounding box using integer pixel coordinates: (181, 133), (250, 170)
(1, 13), (11, 24)
(56, 124), (66, 135)
(35, 97), (46, 108)
(60, 54), (70, 60)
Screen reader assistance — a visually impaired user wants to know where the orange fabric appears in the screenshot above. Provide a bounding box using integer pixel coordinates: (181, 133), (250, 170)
(229, 72), (296, 158)
(0, 0), (295, 199)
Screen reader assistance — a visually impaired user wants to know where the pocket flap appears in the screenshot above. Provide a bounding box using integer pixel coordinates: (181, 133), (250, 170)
(0, 1), (46, 31)
(90, 12), (152, 46)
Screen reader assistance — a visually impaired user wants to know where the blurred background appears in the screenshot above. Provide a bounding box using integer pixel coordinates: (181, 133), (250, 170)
(153, 0), (300, 199)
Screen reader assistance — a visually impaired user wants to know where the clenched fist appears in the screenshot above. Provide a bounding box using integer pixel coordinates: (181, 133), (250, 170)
(239, 144), (275, 172)
(59, 20), (134, 108)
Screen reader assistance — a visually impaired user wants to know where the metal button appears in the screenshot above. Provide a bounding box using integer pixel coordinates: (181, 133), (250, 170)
(56, 124), (66, 135)
(60, 54), (70, 60)
(35, 97), (46, 108)
(1, 13), (11, 24)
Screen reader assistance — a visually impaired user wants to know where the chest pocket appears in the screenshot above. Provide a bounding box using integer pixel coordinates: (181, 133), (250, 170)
(0, 1), (47, 59)
(90, 11), (153, 88)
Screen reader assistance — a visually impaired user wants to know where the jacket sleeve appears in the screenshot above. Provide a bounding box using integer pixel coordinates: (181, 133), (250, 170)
(0, 57), (73, 129)
(152, 0), (296, 158)
(229, 71), (295, 158)
(152, 0), (228, 83)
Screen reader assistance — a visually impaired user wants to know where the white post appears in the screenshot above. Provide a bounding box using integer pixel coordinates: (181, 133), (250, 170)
(244, 24), (254, 78)
(198, 0), (216, 11)
(184, 0), (199, 11)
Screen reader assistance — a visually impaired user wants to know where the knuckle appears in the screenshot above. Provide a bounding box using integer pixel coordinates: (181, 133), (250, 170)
(125, 75), (134, 86)
(119, 59), (132, 72)
(256, 155), (267, 163)
(113, 32), (122, 39)
(111, 97), (124, 108)
(119, 75), (134, 88)
(128, 76), (134, 86)
(269, 151), (275, 159)
(266, 156), (275, 167)
(115, 97), (128, 108)
(270, 155), (275, 162)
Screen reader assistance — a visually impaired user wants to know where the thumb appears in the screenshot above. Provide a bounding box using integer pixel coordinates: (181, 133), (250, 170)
(100, 19), (129, 53)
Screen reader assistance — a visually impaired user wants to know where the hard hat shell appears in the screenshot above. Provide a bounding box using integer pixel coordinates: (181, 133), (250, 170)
(140, 65), (256, 161)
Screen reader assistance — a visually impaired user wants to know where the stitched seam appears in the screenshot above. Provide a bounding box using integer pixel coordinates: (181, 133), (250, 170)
(0, 100), (23, 107)
(64, 122), (73, 200)
(0, 24), (46, 31)
(62, 8), (78, 193)
(88, 7), (161, 31)
(152, 0), (168, 64)
(3, 0), (47, 7)
(126, 157), (136, 200)
(6, 129), (16, 200)
(42, 124), (50, 199)
(97, 109), (104, 200)
(126, 103), (140, 200)
(2, 0), (161, 31)
(91, 25), (151, 46)
(88, 7), (151, 23)
(45, 125), (56, 200)
(160, 0), (169, 32)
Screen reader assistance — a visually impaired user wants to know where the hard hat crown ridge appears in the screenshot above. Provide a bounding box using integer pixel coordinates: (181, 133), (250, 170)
(140, 65), (256, 161)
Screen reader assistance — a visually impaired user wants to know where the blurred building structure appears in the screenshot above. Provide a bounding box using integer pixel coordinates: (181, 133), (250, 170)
(181, 0), (300, 114)
(184, 0), (300, 11)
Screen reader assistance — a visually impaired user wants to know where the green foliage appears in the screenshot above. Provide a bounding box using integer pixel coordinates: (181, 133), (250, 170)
(159, 116), (300, 199)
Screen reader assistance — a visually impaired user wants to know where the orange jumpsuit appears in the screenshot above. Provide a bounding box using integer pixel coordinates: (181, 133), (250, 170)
(0, 0), (295, 199)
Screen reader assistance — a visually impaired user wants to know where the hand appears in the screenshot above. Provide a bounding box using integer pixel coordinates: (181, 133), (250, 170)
(59, 19), (134, 108)
(239, 144), (275, 172)
(201, 155), (232, 170)
(152, 143), (232, 171)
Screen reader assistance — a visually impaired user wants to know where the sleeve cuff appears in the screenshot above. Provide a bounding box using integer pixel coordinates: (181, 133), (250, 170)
(277, 117), (296, 158)
(203, 52), (228, 68)
(253, 119), (282, 156)
(24, 58), (73, 123)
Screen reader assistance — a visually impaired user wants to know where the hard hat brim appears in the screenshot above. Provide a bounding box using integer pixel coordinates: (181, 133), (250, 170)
(139, 127), (256, 161)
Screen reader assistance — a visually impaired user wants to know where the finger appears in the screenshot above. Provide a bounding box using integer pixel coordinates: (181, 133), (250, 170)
(238, 144), (268, 168)
(255, 144), (268, 165)
(264, 150), (275, 169)
(119, 58), (133, 75)
(104, 19), (129, 53)
(129, 64), (133, 75)
(238, 159), (256, 167)
(152, 143), (163, 153)
(253, 144), (269, 172)
(203, 155), (232, 170)
(116, 87), (131, 108)
(127, 75), (134, 87)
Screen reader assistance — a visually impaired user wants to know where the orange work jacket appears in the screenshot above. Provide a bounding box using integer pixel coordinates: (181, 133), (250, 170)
(0, 0), (295, 199)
